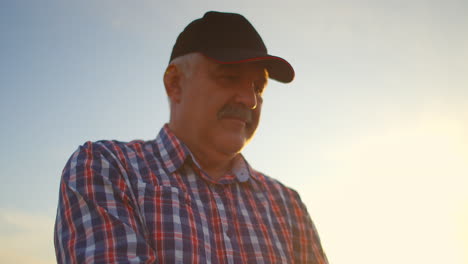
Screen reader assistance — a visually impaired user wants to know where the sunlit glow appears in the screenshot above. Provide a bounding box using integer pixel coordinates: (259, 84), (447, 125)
(302, 110), (468, 264)
(0, 210), (55, 264)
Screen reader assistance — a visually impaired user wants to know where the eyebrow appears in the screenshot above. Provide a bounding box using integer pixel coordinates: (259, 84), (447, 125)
(261, 68), (269, 84)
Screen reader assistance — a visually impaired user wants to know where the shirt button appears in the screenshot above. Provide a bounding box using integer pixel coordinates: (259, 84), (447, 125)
(226, 228), (234, 238)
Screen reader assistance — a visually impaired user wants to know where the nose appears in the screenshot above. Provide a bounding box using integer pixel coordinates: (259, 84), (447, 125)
(235, 81), (258, 110)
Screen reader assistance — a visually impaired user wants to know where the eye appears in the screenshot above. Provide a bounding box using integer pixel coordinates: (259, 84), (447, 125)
(222, 75), (240, 82)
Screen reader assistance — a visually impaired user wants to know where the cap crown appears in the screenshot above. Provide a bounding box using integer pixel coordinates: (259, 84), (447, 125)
(169, 11), (295, 83)
(170, 11), (267, 62)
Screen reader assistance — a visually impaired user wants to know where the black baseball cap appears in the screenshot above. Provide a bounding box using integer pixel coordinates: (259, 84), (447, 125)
(170, 11), (295, 83)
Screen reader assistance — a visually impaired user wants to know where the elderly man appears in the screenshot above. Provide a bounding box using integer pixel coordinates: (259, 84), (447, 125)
(54, 11), (328, 264)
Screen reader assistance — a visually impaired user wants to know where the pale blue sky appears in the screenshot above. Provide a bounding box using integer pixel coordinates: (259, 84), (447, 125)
(1, 0), (467, 263)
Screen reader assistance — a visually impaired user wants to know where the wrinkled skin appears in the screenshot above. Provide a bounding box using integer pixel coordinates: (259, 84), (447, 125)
(165, 54), (268, 178)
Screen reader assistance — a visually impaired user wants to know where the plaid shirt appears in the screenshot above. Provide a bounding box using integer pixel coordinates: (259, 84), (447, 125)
(54, 124), (328, 264)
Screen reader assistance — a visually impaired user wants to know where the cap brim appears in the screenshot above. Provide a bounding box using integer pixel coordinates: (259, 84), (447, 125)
(201, 49), (295, 83)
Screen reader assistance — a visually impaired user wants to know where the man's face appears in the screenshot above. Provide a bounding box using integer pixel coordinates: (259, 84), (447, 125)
(173, 55), (268, 159)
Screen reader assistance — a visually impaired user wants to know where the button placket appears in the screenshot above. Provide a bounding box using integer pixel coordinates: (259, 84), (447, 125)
(211, 184), (230, 234)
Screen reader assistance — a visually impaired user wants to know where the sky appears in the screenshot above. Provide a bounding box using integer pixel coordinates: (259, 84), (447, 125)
(0, 0), (467, 263)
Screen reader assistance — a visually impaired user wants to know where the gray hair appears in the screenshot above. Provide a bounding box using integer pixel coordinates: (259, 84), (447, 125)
(165, 53), (203, 108)
(167, 52), (203, 78)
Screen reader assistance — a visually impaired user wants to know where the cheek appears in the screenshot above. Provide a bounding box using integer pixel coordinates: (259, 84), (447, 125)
(195, 97), (223, 124)
(254, 100), (263, 118)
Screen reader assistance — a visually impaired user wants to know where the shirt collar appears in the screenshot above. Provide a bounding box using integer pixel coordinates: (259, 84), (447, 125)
(155, 124), (191, 174)
(155, 124), (259, 184)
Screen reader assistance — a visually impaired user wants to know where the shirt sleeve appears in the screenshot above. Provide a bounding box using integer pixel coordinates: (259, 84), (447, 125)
(290, 190), (328, 264)
(54, 141), (157, 264)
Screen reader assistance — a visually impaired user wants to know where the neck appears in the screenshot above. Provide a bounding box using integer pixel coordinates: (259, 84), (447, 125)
(168, 122), (236, 180)
(191, 149), (235, 180)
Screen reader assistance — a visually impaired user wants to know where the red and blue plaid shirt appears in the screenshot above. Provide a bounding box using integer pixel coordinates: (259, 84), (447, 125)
(54, 124), (328, 263)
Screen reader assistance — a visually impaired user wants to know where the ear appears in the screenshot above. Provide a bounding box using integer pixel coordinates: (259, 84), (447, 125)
(164, 65), (182, 104)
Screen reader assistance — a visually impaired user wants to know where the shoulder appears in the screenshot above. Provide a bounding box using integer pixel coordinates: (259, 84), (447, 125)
(62, 138), (158, 181)
(79, 138), (154, 153)
(69, 138), (157, 161)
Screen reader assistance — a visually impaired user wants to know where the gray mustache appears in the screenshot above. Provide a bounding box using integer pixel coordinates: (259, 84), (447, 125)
(217, 104), (253, 123)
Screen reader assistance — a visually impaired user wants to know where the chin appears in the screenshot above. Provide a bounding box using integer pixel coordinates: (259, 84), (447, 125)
(215, 133), (248, 156)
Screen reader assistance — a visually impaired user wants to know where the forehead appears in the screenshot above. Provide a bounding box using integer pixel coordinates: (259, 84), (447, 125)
(197, 56), (268, 79)
(215, 62), (266, 72)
